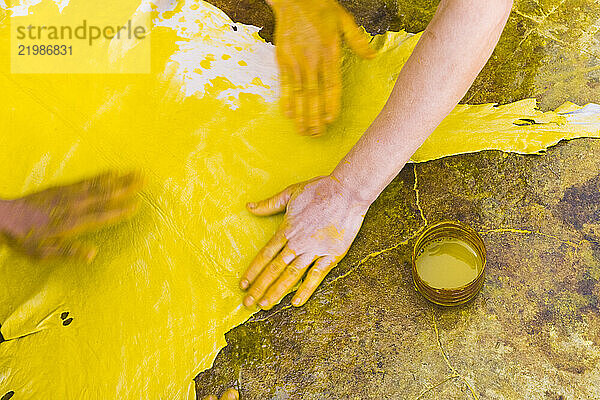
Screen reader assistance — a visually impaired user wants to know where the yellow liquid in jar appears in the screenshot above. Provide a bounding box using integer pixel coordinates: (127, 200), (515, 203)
(415, 237), (482, 289)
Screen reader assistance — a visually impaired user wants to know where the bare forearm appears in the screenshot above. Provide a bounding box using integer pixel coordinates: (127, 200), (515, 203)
(332, 0), (512, 204)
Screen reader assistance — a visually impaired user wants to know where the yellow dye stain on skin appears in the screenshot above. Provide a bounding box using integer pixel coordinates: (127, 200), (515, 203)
(0, 0), (598, 399)
(222, 54), (231, 60)
(314, 225), (344, 242)
(415, 238), (482, 289)
(238, 60), (248, 66)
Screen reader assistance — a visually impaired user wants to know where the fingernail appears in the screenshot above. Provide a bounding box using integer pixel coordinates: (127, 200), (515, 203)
(240, 279), (249, 290)
(292, 297), (302, 306)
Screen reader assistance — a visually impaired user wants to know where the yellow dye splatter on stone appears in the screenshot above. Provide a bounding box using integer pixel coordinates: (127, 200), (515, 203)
(0, 0), (598, 399)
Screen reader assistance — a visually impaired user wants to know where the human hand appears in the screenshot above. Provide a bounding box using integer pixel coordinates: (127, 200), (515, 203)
(0, 171), (143, 262)
(269, 0), (376, 136)
(240, 175), (370, 309)
(201, 388), (239, 400)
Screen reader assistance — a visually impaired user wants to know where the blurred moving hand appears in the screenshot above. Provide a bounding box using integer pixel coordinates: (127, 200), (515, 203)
(240, 175), (369, 309)
(202, 388), (239, 400)
(268, 0), (376, 136)
(0, 171), (143, 262)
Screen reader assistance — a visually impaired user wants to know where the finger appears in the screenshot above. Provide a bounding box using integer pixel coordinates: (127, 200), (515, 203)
(74, 172), (144, 212)
(59, 240), (98, 263)
(272, 255), (313, 302)
(87, 171), (143, 196)
(49, 171), (140, 213)
(292, 52), (309, 135)
(246, 184), (296, 217)
(338, 10), (376, 59)
(244, 246), (297, 308)
(279, 64), (294, 119)
(240, 230), (287, 290)
(66, 171), (118, 196)
(38, 239), (98, 263)
(305, 57), (323, 137)
(321, 43), (342, 124)
(292, 256), (337, 306)
(25, 172), (116, 205)
(287, 57), (305, 134)
(294, 85), (306, 135)
(221, 388), (239, 400)
(259, 254), (314, 310)
(202, 396), (218, 400)
(50, 199), (140, 238)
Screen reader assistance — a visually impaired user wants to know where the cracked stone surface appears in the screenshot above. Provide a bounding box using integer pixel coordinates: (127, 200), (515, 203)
(196, 0), (600, 398)
(196, 140), (600, 400)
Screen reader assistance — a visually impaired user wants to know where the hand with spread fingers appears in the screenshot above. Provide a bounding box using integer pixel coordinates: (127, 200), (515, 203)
(202, 388), (239, 400)
(0, 171), (144, 262)
(267, 0), (376, 136)
(245, 0), (513, 309)
(240, 175), (370, 309)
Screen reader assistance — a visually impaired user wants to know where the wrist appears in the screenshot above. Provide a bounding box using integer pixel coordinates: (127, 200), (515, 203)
(328, 173), (375, 210)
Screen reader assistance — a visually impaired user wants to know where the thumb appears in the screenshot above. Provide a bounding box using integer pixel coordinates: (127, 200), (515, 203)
(247, 184), (297, 216)
(338, 9), (376, 59)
